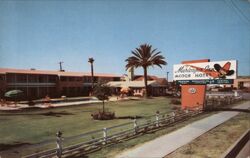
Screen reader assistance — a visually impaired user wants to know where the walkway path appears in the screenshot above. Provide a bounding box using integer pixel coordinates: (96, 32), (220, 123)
(116, 101), (250, 158)
(0, 96), (138, 110)
(0, 100), (102, 110)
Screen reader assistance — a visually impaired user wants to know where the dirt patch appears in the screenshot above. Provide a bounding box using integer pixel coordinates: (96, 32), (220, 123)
(41, 111), (74, 117)
(0, 111), (74, 117)
(82, 110), (94, 113)
(205, 108), (250, 113)
(116, 116), (143, 119)
(0, 142), (31, 151)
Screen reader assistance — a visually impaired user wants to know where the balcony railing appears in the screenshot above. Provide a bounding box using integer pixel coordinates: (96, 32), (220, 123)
(7, 82), (56, 87)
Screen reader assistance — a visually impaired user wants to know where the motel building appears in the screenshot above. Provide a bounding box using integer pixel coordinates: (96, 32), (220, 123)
(233, 76), (250, 91)
(108, 67), (168, 96)
(0, 68), (120, 100)
(0, 67), (168, 101)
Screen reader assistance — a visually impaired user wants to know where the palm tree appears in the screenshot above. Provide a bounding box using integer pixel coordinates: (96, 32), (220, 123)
(125, 44), (167, 97)
(88, 57), (95, 94)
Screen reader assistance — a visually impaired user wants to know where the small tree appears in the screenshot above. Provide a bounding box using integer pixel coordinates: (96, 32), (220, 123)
(93, 83), (112, 113)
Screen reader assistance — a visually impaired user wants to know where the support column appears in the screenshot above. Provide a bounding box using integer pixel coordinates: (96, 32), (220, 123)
(27, 74), (29, 100)
(37, 75), (39, 99)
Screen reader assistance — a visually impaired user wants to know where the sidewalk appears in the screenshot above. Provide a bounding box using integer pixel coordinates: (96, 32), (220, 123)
(116, 101), (250, 158)
(0, 99), (101, 110)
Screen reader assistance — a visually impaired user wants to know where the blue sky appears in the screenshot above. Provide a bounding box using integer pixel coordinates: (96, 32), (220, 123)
(0, 0), (250, 80)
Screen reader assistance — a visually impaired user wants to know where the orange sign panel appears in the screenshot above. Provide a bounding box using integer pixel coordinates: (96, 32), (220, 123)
(180, 59), (209, 109)
(181, 85), (206, 109)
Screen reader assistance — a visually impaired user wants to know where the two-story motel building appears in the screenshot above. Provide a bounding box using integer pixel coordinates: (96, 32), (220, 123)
(0, 68), (120, 100)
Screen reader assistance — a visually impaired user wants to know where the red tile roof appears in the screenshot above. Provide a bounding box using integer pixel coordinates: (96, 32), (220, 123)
(0, 68), (121, 77)
(134, 75), (159, 81)
(156, 78), (167, 85)
(133, 75), (167, 85)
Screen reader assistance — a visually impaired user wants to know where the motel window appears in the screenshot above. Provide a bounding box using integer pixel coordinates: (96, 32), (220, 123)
(28, 75), (38, 83)
(88, 77), (91, 82)
(0, 75), (4, 81)
(48, 75), (57, 83)
(6, 74), (16, 83)
(60, 76), (67, 82)
(68, 77), (75, 81)
(38, 75), (47, 83)
(83, 76), (91, 83)
(239, 82), (243, 89)
(16, 74), (27, 82)
(113, 77), (120, 81)
(77, 87), (81, 92)
(83, 77), (87, 82)
(76, 77), (82, 82)
(48, 87), (56, 97)
(98, 77), (111, 83)
(68, 87), (75, 94)
(62, 87), (67, 95)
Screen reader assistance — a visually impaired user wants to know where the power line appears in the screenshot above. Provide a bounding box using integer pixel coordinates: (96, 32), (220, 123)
(224, 0), (250, 25)
(230, 0), (250, 23)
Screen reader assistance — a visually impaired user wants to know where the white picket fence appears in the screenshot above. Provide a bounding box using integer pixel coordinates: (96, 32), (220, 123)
(23, 108), (203, 158)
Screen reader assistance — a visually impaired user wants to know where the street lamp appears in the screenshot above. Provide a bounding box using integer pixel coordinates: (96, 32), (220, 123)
(167, 71), (169, 82)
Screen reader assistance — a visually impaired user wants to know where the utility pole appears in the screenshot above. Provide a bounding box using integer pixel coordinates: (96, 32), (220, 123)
(59, 61), (64, 71)
(88, 58), (95, 95)
(166, 71), (169, 82)
(166, 71), (169, 88)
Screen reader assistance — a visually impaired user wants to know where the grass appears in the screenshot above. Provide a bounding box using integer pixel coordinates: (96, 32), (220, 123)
(0, 97), (174, 146)
(82, 100), (248, 158)
(165, 110), (250, 158)
(86, 112), (215, 158)
(0, 98), (246, 158)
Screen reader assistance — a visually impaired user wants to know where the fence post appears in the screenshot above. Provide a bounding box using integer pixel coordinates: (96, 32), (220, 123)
(133, 118), (138, 134)
(196, 107), (199, 114)
(103, 128), (107, 145)
(155, 111), (160, 127)
(56, 131), (63, 158)
(172, 112), (175, 122)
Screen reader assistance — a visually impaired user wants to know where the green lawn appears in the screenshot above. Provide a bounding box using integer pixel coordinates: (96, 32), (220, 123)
(0, 97), (175, 146)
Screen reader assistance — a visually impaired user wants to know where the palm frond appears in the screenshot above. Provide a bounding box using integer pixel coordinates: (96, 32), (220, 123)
(125, 43), (166, 69)
(131, 51), (142, 60)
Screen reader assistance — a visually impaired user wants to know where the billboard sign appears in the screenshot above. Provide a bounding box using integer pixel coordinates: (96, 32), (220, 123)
(176, 79), (234, 85)
(173, 60), (237, 81)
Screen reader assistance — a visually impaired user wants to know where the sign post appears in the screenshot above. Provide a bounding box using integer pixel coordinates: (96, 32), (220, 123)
(173, 59), (237, 110)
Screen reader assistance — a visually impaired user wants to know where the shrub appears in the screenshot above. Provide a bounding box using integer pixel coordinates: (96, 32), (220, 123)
(91, 111), (115, 120)
(28, 100), (35, 106)
(171, 99), (181, 105)
(171, 105), (181, 110)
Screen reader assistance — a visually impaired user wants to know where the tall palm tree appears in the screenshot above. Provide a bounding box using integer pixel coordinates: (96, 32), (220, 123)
(88, 57), (95, 94)
(125, 44), (167, 97)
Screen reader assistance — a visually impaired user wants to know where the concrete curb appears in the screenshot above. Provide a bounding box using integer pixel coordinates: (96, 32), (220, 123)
(221, 129), (250, 158)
